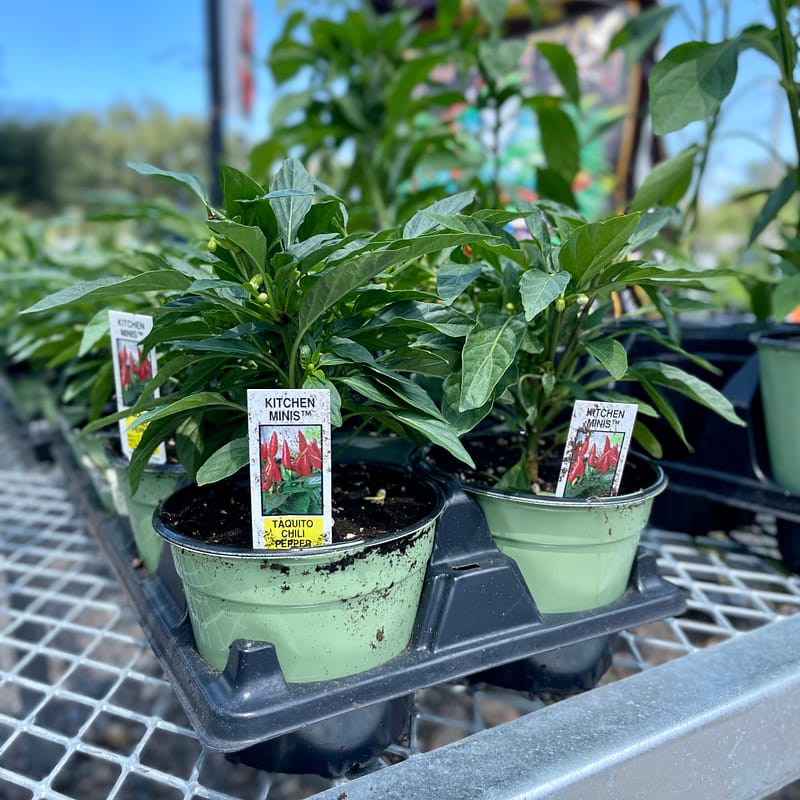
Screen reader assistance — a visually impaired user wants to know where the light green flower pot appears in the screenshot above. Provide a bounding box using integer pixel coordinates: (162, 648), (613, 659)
(466, 456), (666, 614)
(110, 453), (185, 571)
(753, 328), (800, 493)
(154, 475), (442, 679)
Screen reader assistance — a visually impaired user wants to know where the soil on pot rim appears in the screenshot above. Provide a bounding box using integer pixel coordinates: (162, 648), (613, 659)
(427, 433), (657, 496)
(158, 464), (439, 547)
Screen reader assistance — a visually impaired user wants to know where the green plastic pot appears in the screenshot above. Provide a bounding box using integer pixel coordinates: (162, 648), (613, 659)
(154, 474), (442, 680)
(753, 328), (800, 493)
(464, 455), (666, 614)
(110, 453), (185, 571)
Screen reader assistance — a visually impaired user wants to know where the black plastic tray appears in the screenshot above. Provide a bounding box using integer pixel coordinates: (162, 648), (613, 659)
(62, 461), (684, 744)
(625, 322), (800, 568)
(5, 377), (688, 774)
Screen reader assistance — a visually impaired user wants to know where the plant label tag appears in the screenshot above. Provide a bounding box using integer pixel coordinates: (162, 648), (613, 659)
(109, 310), (166, 464)
(247, 389), (332, 550)
(555, 400), (638, 499)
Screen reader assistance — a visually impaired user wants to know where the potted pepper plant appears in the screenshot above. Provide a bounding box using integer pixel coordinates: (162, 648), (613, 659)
(420, 200), (746, 613)
(642, 0), (800, 560)
(25, 158), (484, 683)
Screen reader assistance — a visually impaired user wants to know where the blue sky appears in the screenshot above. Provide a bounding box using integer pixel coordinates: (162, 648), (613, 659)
(1, 0), (282, 140)
(0, 1), (792, 203)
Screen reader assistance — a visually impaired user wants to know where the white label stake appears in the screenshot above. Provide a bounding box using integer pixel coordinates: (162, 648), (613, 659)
(247, 389), (332, 549)
(109, 310), (166, 464)
(555, 400), (638, 498)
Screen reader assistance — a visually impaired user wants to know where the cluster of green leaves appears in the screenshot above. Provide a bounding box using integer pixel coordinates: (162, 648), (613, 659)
(613, 0), (800, 320)
(417, 201), (746, 488)
(25, 159), (486, 489)
(258, 0), (590, 228)
(6, 196), (207, 424)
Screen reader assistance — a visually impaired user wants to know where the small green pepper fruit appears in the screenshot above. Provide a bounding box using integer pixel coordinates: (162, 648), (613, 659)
(257, 292), (269, 305)
(207, 237), (218, 253)
(555, 294), (566, 312)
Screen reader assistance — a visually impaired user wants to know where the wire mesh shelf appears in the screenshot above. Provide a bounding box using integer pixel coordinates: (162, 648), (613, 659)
(2, 402), (800, 799)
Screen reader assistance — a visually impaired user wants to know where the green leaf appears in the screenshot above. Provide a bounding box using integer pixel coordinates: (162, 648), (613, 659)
(221, 166), (265, 215)
(633, 420), (663, 459)
(536, 42), (580, 105)
(437, 262), (483, 305)
(557, 214), (640, 287)
(630, 147), (699, 211)
(442, 372), (493, 435)
(608, 5), (678, 72)
(132, 392), (246, 429)
(459, 310), (526, 411)
(477, 0), (508, 33)
(127, 162), (208, 206)
(22, 271), (192, 314)
(633, 373), (690, 450)
(749, 172), (799, 245)
(403, 191), (476, 238)
(303, 374), (342, 427)
(196, 437), (250, 485)
(269, 158), (315, 247)
(78, 310), (110, 356)
(268, 35), (316, 84)
(649, 40), (740, 135)
(596, 391), (658, 418)
(536, 167), (578, 208)
(772, 273), (800, 320)
(519, 270), (570, 321)
(629, 208), (675, 249)
(298, 247), (412, 337)
(632, 361), (746, 428)
(392, 410), (474, 467)
(370, 301), (475, 338)
(479, 38), (525, 85)
(586, 338), (628, 380)
(339, 375), (400, 411)
(207, 219), (267, 270)
(536, 106), (579, 182)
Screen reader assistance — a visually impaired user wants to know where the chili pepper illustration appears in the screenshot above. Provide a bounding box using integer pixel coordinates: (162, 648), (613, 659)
(595, 449), (612, 474)
(267, 430), (278, 458)
(293, 450), (312, 477)
(262, 455), (283, 489)
(281, 439), (294, 470)
(575, 435), (590, 458)
(567, 453), (585, 483)
(587, 441), (599, 469)
(308, 439), (322, 469)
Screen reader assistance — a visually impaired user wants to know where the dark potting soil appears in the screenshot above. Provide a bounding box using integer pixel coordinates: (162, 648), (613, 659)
(428, 433), (656, 496)
(159, 464), (438, 548)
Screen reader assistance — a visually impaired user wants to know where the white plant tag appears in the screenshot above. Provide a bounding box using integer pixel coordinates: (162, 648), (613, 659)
(109, 310), (166, 464)
(247, 389), (332, 549)
(555, 400), (638, 498)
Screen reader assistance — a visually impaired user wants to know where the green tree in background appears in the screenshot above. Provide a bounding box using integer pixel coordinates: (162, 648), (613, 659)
(0, 103), (249, 214)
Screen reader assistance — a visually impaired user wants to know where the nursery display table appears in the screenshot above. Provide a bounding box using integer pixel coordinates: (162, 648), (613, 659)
(3, 403), (800, 799)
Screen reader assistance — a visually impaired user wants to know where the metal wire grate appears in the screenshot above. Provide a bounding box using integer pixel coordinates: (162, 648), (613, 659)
(2, 411), (800, 799)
